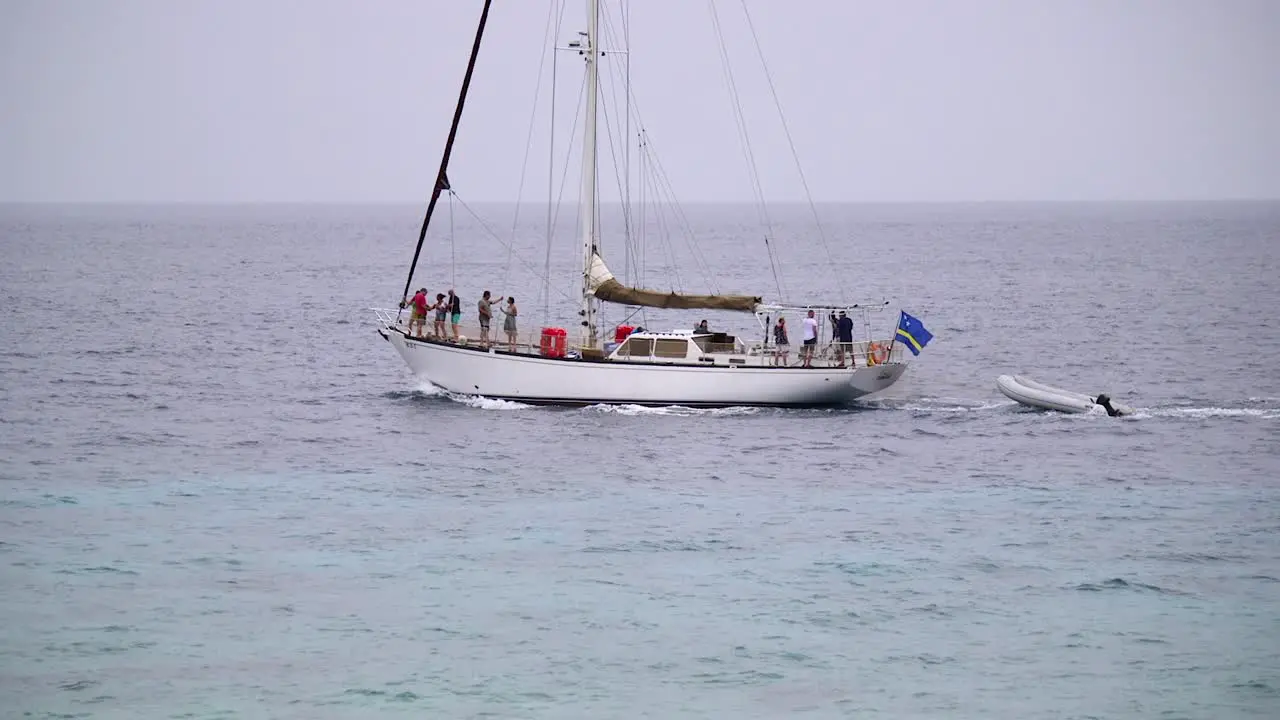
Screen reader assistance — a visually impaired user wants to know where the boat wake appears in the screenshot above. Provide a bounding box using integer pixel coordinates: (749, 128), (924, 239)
(404, 381), (534, 411)
(1133, 406), (1280, 420)
(584, 404), (761, 417)
(859, 396), (1279, 421)
(855, 397), (1017, 414)
(398, 381), (1278, 420)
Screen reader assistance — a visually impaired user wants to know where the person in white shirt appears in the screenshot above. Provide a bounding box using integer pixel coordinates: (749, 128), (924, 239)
(801, 309), (819, 367)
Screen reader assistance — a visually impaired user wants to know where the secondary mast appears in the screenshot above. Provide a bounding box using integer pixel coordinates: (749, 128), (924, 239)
(577, 0), (601, 348)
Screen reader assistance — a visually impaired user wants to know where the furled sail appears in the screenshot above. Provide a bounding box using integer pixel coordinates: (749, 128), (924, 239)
(586, 253), (762, 312)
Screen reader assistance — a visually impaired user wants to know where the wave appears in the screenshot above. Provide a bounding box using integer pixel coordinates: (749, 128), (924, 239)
(1128, 406), (1279, 420)
(855, 397), (1016, 414)
(388, 382), (1278, 420)
(408, 381), (533, 410)
(585, 404), (760, 417)
(453, 395), (534, 411)
(879, 396), (1279, 421)
(1074, 577), (1189, 595)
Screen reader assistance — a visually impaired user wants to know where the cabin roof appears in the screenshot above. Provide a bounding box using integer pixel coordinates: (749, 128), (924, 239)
(623, 330), (698, 339)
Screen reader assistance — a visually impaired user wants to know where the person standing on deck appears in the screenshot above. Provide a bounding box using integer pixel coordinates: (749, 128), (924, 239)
(835, 311), (855, 367)
(432, 293), (448, 338)
(447, 290), (463, 340)
(477, 290), (500, 347)
(772, 317), (790, 366)
(405, 288), (428, 338)
(801, 310), (818, 367)
(500, 297), (519, 352)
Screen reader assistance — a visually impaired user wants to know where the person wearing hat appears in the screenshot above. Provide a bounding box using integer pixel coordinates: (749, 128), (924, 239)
(835, 310), (855, 367)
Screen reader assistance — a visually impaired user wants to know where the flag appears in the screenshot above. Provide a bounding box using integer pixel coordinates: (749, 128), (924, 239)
(895, 311), (933, 356)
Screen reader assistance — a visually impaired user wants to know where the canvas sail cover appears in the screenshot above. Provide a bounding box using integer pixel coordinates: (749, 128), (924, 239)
(586, 253), (762, 312)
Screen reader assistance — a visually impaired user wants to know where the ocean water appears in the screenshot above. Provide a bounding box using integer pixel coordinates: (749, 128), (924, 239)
(1, 201), (1278, 719)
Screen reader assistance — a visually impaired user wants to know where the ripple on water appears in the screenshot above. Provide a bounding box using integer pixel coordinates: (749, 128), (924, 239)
(2, 202), (1278, 718)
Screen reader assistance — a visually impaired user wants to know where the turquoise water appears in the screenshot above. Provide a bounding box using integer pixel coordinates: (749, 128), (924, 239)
(1, 202), (1278, 718)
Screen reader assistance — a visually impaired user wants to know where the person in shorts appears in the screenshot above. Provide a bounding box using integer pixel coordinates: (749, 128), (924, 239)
(477, 290), (500, 347)
(772, 316), (790, 366)
(835, 310), (855, 367)
(801, 309), (818, 367)
(406, 287), (427, 338)
(448, 290), (462, 340)
(432, 293), (447, 338)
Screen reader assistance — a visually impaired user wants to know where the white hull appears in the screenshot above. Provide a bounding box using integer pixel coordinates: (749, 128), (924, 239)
(380, 329), (907, 407)
(996, 374), (1134, 416)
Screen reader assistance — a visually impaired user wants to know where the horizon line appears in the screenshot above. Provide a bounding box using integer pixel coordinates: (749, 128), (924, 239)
(3, 197), (1279, 206)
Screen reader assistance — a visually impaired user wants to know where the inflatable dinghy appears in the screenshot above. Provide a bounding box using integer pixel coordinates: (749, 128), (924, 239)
(996, 374), (1135, 416)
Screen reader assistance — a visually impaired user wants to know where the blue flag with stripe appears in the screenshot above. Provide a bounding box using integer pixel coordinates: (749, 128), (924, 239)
(895, 311), (933, 356)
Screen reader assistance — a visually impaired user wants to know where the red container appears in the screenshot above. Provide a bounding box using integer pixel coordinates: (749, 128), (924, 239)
(540, 327), (568, 358)
(614, 325), (635, 343)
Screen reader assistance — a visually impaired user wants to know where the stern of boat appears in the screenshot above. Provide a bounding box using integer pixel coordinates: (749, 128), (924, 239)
(848, 360), (908, 397)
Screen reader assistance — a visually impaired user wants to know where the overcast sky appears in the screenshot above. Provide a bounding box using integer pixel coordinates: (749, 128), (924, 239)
(2, 0), (1278, 203)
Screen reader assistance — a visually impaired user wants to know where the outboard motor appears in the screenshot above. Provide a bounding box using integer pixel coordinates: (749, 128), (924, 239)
(1094, 393), (1122, 417)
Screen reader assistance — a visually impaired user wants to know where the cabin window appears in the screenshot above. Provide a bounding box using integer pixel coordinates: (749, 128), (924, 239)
(692, 333), (737, 353)
(653, 338), (689, 359)
(620, 338), (652, 357)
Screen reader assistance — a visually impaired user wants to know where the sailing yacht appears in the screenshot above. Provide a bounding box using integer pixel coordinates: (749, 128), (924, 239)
(373, 0), (924, 407)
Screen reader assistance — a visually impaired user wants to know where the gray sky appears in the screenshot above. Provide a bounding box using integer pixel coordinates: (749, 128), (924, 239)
(3, 0), (1278, 203)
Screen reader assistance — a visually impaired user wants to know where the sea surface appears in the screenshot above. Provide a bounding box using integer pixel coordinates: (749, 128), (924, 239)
(1, 201), (1278, 719)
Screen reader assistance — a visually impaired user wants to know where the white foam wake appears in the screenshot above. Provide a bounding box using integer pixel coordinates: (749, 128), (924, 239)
(412, 381), (533, 411)
(858, 397), (1017, 414)
(409, 381), (1278, 419)
(1136, 407), (1279, 420)
(585, 404), (761, 417)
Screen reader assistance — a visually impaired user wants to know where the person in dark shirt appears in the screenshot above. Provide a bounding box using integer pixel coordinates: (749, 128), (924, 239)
(772, 317), (790, 366)
(835, 310), (855, 367)
(447, 290), (463, 340)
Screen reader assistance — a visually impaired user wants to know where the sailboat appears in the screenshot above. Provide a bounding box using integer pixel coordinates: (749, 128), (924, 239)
(373, 0), (925, 407)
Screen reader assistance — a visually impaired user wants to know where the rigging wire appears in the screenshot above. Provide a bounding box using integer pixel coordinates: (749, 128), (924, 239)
(637, 150), (686, 293)
(448, 190), (457, 289)
(543, 0), (569, 323)
(452, 192), (578, 304)
(707, 0), (787, 303)
(738, 0), (845, 302)
(595, 76), (625, 330)
(623, 0), (633, 287)
(542, 67), (587, 326)
(633, 129), (720, 294)
(591, 73), (715, 293)
(504, 0), (562, 293)
(598, 8), (644, 293)
(400, 0), (493, 302)
(596, 7), (722, 298)
(636, 130), (648, 327)
(596, 3), (636, 288)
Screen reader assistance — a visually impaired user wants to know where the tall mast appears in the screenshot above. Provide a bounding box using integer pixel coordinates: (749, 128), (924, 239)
(577, 0), (600, 347)
(400, 0), (494, 303)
